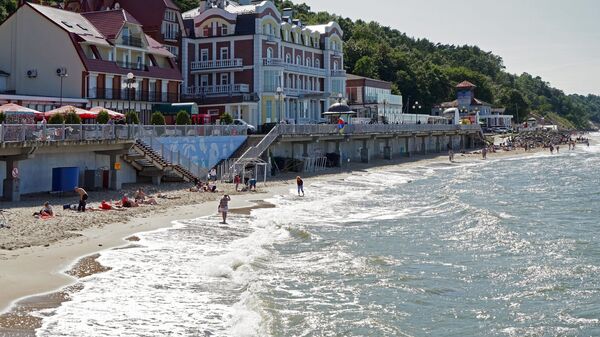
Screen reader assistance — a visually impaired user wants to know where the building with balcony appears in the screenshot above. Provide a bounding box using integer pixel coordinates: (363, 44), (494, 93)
(346, 74), (403, 124)
(432, 81), (512, 127)
(0, 2), (182, 122)
(181, 0), (345, 127)
(63, 0), (185, 61)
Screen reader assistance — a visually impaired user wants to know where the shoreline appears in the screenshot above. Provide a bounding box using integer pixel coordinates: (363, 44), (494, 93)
(0, 145), (549, 325)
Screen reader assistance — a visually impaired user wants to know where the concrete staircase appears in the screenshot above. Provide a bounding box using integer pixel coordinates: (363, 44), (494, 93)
(122, 139), (197, 183)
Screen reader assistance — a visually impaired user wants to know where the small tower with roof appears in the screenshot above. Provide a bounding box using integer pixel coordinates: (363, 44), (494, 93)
(456, 81), (476, 109)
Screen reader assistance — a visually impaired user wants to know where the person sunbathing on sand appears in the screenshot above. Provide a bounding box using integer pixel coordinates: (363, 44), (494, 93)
(134, 188), (158, 205)
(119, 195), (139, 208)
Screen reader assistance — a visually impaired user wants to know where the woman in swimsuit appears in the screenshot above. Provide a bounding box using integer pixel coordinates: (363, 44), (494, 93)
(218, 194), (231, 224)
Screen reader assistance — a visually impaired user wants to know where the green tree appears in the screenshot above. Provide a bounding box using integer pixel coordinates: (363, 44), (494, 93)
(125, 111), (139, 124)
(64, 111), (81, 124)
(96, 110), (110, 124)
(151, 111), (166, 125)
(0, 112), (5, 124)
(48, 113), (64, 124)
(352, 56), (378, 79)
(496, 89), (530, 123)
(175, 110), (191, 125)
(220, 112), (234, 125)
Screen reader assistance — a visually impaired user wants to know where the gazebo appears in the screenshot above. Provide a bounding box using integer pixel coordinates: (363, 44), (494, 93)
(323, 102), (357, 123)
(45, 106), (97, 120)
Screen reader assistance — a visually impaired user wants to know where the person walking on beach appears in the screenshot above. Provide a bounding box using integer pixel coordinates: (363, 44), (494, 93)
(296, 176), (305, 197)
(74, 187), (88, 212)
(556, 145), (560, 154)
(550, 144), (554, 154)
(482, 146), (488, 160)
(218, 194), (231, 224)
(447, 142), (454, 163)
(234, 174), (241, 192)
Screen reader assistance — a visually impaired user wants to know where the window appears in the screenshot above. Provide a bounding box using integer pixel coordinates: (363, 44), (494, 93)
(108, 50), (114, 61)
(203, 26), (210, 37)
(220, 47), (229, 60)
(266, 48), (273, 60)
(122, 27), (130, 38)
(333, 61), (339, 70)
(296, 55), (301, 65)
(315, 59), (320, 68)
(306, 57), (311, 67)
(285, 53), (291, 64)
(200, 75), (209, 87)
(136, 56), (142, 67)
(221, 25), (228, 36)
(201, 49), (209, 62)
(220, 73), (229, 86)
(266, 100), (273, 122)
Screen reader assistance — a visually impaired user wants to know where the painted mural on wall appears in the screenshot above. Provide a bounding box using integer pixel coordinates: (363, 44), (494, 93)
(155, 136), (247, 170)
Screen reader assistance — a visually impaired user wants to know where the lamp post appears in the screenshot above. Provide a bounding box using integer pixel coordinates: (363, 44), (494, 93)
(58, 69), (68, 106)
(383, 98), (388, 124)
(126, 72), (135, 113)
(412, 101), (422, 124)
(276, 86), (286, 123)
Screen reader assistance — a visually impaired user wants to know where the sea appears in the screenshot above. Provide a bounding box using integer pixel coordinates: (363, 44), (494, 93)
(33, 134), (600, 337)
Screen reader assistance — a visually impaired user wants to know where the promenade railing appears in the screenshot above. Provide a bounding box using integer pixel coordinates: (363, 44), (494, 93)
(277, 124), (481, 135)
(0, 124), (248, 143)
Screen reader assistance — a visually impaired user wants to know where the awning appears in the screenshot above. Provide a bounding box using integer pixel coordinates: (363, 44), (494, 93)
(45, 106), (97, 119)
(89, 106), (125, 119)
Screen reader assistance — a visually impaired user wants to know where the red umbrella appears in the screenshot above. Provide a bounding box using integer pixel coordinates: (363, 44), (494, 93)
(89, 107), (125, 120)
(0, 103), (44, 120)
(45, 106), (97, 120)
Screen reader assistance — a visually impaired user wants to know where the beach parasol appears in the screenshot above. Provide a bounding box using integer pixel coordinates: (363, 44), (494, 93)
(44, 106), (97, 120)
(89, 107), (125, 120)
(0, 103), (44, 121)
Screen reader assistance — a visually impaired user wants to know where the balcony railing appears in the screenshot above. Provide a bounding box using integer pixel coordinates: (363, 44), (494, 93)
(162, 31), (180, 41)
(117, 61), (149, 71)
(87, 88), (178, 103)
(121, 36), (143, 48)
(331, 69), (346, 77)
(283, 87), (325, 97)
(190, 58), (243, 71)
(185, 84), (250, 97)
(263, 58), (327, 76)
(263, 58), (283, 67)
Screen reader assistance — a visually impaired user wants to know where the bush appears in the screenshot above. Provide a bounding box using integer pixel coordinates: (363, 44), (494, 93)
(151, 111), (166, 125)
(125, 111), (139, 124)
(64, 110), (81, 124)
(220, 112), (234, 125)
(0, 112), (5, 123)
(175, 110), (191, 125)
(96, 110), (110, 124)
(48, 113), (64, 124)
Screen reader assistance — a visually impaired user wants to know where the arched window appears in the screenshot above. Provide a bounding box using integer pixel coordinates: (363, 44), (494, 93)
(333, 61), (339, 70)
(266, 48), (273, 60)
(286, 53), (292, 64)
(296, 55), (302, 65)
(315, 59), (320, 69)
(306, 57), (311, 67)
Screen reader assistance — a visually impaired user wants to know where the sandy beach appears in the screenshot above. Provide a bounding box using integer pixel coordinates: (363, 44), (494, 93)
(0, 144), (548, 336)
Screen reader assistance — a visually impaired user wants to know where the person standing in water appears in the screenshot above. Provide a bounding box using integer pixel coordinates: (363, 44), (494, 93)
(218, 194), (231, 224)
(296, 176), (305, 196)
(482, 146), (488, 160)
(447, 142), (454, 163)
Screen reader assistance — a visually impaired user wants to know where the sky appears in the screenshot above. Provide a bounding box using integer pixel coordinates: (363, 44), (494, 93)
(299, 0), (600, 96)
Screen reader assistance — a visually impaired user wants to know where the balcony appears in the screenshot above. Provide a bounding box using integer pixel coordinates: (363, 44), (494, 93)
(162, 31), (180, 41)
(190, 58), (243, 71)
(283, 87), (326, 97)
(117, 61), (149, 71)
(185, 84), (250, 98)
(87, 87), (178, 103)
(263, 58), (283, 67)
(331, 69), (346, 77)
(121, 36), (144, 48)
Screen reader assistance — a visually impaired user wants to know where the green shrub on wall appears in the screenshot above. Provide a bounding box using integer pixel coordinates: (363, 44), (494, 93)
(151, 111), (166, 125)
(96, 110), (110, 124)
(48, 113), (65, 124)
(175, 110), (191, 125)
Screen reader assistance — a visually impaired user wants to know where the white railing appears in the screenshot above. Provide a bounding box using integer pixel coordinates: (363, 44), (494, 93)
(185, 84), (250, 97)
(238, 125), (281, 160)
(190, 58), (243, 71)
(330, 69), (346, 77)
(142, 137), (207, 179)
(263, 58), (283, 66)
(277, 124), (482, 135)
(283, 87), (325, 97)
(0, 124), (248, 143)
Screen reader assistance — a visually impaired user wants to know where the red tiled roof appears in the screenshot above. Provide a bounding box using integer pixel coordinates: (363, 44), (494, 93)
(82, 9), (141, 39)
(456, 81), (476, 89)
(116, 0), (179, 32)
